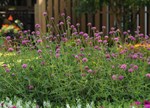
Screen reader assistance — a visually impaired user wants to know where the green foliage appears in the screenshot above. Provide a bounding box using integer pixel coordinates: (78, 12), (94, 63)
(0, 14), (150, 107)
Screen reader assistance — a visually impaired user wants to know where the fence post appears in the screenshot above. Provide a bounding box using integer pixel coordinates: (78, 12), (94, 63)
(145, 6), (147, 35)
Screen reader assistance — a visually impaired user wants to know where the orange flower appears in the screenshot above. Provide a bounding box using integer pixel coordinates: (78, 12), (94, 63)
(8, 15), (13, 21)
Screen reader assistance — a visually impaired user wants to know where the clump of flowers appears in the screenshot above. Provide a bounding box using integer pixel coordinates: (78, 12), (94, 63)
(0, 16), (23, 38)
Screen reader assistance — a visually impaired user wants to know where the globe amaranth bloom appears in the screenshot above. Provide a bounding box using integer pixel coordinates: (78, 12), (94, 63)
(22, 64), (27, 69)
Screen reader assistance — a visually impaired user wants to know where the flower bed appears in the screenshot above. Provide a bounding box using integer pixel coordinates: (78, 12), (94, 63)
(0, 13), (150, 107)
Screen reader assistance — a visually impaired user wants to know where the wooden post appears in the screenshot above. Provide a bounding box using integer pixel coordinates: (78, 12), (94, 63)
(35, 0), (46, 33)
(47, 0), (53, 18)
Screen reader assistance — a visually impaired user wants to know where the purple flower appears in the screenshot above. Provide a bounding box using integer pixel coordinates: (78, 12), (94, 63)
(8, 48), (14, 52)
(98, 40), (102, 43)
(144, 100), (150, 108)
(82, 58), (88, 62)
(43, 12), (47, 16)
(61, 13), (65, 16)
(37, 39), (42, 43)
(118, 75), (124, 80)
(135, 101), (141, 105)
(120, 64), (127, 70)
(146, 74), (150, 78)
(87, 23), (92, 26)
(133, 65), (138, 70)
(112, 75), (117, 80)
(128, 68), (134, 73)
(5, 68), (10, 72)
(3, 64), (7, 67)
(37, 49), (42, 53)
(75, 55), (79, 59)
(35, 24), (41, 28)
(55, 53), (60, 58)
(6, 36), (11, 40)
(84, 66), (89, 70)
(59, 22), (64, 25)
(91, 27), (96, 30)
(22, 64), (27, 69)
(87, 69), (93, 73)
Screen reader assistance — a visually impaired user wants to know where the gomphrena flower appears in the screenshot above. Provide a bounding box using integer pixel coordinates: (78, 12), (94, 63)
(82, 58), (88, 62)
(112, 75), (117, 80)
(5, 68), (10, 72)
(37, 49), (42, 54)
(144, 100), (150, 108)
(87, 69), (93, 73)
(37, 39), (42, 43)
(120, 64), (127, 70)
(118, 75), (124, 80)
(146, 74), (150, 78)
(22, 64), (27, 69)
(8, 48), (14, 52)
(43, 12), (47, 16)
(6, 36), (11, 40)
(134, 101), (141, 105)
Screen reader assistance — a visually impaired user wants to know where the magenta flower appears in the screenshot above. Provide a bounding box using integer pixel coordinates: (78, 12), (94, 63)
(128, 68), (134, 73)
(8, 48), (14, 52)
(22, 64), (27, 69)
(120, 64), (127, 70)
(135, 101), (141, 105)
(84, 66), (89, 70)
(5, 68), (10, 72)
(37, 49), (42, 53)
(6, 36), (11, 40)
(2, 64), (7, 67)
(43, 12), (47, 16)
(37, 39), (42, 43)
(144, 100), (150, 108)
(12, 106), (17, 108)
(55, 53), (60, 58)
(112, 75), (117, 80)
(87, 69), (93, 73)
(133, 65), (138, 70)
(118, 75), (124, 80)
(146, 74), (150, 78)
(82, 58), (88, 62)
(74, 55), (79, 59)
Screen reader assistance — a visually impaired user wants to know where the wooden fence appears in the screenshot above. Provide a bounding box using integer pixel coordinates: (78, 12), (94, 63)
(35, 0), (150, 35)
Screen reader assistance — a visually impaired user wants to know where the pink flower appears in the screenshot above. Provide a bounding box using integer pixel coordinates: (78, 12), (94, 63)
(118, 75), (124, 80)
(84, 66), (89, 70)
(112, 75), (117, 80)
(12, 106), (17, 108)
(43, 12), (47, 16)
(2, 64), (7, 67)
(75, 55), (79, 59)
(37, 49), (42, 53)
(37, 39), (42, 43)
(8, 48), (14, 52)
(5, 68), (10, 72)
(98, 40), (102, 43)
(128, 68), (134, 73)
(22, 64), (27, 69)
(133, 65), (138, 70)
(120, 64), (127, 70)
(82, 58), (88, 62)
(135, 101), (141, 105)
(55, 53), (60, 58)
(144, 101), (150, 108)
(87, 69), (93, 73)
(146, 74), (150, 78)
(6, 36), (11, 40)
